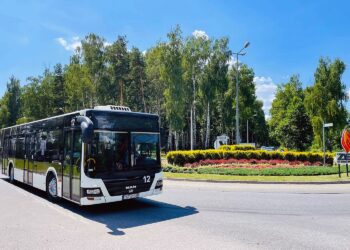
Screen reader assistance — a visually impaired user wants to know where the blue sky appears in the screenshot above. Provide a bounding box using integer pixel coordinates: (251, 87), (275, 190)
(0, 0), (349, 116)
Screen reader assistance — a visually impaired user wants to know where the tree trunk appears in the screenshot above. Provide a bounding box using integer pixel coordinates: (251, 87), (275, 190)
(120, 80), (124, 105)
(167, 130), (172, 151)
(181, 132), (185, 149)
(141, 79), (147, 112)
(205, 102), (210, 149)
(174, 131), (179, 150)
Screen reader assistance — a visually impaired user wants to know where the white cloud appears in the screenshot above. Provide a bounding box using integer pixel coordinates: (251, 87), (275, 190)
(56, 37), (112, 51)
(227, 56), (240, 70)
(104, 41), (112, 47)
(56, 37), (81, 51)
(192, 30), (209, 40)
(254, 76), (278, 119)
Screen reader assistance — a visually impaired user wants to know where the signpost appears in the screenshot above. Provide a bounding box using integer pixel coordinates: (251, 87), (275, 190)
(323, 123), (333, 166)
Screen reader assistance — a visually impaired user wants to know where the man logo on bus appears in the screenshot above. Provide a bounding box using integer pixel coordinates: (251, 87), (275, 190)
(126, 185), (136, 193)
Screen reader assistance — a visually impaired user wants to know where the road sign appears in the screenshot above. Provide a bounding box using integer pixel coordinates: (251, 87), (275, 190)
(341, 127), (350, 153)
(324, 123), (333, 128)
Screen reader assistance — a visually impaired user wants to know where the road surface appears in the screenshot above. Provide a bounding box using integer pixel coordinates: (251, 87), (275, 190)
(1, 174), (350, 249)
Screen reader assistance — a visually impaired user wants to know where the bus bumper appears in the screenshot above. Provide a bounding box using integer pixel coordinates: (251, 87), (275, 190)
(80, 172), (163, 206)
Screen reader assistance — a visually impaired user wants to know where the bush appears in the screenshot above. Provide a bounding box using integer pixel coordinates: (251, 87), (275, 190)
(166, 149), (334, 166)
(219, 144), (255, 151)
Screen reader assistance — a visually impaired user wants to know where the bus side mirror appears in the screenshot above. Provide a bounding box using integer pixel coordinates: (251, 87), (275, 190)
(76, 116), (94, 144)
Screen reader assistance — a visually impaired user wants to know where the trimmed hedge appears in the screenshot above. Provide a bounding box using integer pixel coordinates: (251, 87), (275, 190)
(166, 149), (334, 166)
(163, 165), (345, 176)
(219, 144), (255, 151)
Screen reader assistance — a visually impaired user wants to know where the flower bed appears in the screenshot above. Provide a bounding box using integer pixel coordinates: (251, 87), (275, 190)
(183, 158), (322, 168)
(163, 165), (345, 176)
(166, 149), (334, 166)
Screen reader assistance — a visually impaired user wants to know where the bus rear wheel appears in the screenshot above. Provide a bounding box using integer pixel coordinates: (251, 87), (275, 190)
(46, 174), (59, 202)
(9, 166), (15, 184)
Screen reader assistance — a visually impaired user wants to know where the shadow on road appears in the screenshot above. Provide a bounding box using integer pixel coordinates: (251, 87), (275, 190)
(1, 177), (198, 235)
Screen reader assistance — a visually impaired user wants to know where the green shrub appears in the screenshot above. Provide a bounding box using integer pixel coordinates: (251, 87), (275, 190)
(166, 149), (334, 166)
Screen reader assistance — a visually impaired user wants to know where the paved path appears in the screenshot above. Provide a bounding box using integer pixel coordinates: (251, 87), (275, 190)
(1, 174), (350, 249)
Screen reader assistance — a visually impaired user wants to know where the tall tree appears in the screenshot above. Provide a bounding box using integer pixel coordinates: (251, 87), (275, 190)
(21, 76), (43, 120)
(145, 44), (167, 116)
(5, 76), (22, 126)
(304, 58), (348, 150)
(200, 38), (231, 148)
(183, 33), (211, 149)
(127, 47), (147, 112)
(81, 34), (106, 106)
(162, 26), (187, 150)
(53, 63), (65, 114)
(64, 57), (95, 112)
(105, 36), (129, 105)
(269, 75), (312, 150)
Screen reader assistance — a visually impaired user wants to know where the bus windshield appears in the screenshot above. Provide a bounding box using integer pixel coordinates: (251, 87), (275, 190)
(85, 131), (160, 178)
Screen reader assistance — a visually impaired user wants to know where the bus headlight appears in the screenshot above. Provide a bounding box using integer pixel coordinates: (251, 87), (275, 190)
(84, 188), (102, 196)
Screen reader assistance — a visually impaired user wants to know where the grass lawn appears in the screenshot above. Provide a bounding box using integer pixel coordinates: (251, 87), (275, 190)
(164, 172), (350, 183)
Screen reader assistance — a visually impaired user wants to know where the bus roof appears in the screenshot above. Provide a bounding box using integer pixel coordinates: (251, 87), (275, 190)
(0, 108), (159, 131)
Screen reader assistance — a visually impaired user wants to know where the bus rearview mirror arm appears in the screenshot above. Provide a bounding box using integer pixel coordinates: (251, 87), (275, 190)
(76, 116), (94, 144)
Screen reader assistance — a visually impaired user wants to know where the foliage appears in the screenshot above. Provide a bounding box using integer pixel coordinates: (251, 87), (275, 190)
(166, 149), (334, 166)
(269, 75), (313, 150)
(304, 58), (348, 150)
(3, 76), (21, 126)
(0, 27), (348, 153)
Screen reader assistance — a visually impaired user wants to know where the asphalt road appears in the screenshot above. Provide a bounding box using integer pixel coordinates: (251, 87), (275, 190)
(1, 174), (350, 250)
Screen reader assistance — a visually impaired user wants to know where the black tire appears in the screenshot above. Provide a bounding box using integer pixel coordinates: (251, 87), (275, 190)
(46, 174), (59, 202)
(9, 166), (15, 184)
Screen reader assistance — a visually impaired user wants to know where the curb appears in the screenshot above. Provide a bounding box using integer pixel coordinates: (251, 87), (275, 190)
(164, 177), (350, 185)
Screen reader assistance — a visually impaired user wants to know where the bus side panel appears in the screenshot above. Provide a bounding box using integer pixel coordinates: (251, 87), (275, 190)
(32, 172), (46, 191)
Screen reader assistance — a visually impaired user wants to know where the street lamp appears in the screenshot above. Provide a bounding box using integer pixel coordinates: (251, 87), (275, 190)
(323, 122), (333, 166)
(232, 41), (250, 144)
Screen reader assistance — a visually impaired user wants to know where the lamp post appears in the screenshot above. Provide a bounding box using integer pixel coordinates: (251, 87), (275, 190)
(323, 122), (333, 166)
(233, 41), (250, 144)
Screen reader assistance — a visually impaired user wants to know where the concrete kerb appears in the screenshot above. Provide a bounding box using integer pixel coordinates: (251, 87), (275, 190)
(164, 177), (350, 185)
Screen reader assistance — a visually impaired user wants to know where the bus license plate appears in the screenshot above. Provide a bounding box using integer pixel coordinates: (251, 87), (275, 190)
(123, 193), (139, 200)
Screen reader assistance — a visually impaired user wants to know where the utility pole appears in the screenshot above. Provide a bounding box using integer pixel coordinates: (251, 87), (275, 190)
(323, 122), (333, 166)
(232, 41), (250, 144)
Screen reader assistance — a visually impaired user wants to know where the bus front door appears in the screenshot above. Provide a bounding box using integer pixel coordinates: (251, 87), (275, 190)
(24, 134), (35, 185)
(63, 130), (81, 202)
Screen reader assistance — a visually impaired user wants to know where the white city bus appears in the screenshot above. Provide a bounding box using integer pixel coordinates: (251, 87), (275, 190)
(0, 105), (163, 205)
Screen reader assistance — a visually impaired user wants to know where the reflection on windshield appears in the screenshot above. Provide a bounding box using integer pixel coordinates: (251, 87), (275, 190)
(85, 131), (160, 177)
(132, 133), (159, 166)
(85, 132), (129, 176)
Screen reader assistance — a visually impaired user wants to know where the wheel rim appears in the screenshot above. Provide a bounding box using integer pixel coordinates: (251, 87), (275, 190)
(48, 178), (57, 197)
